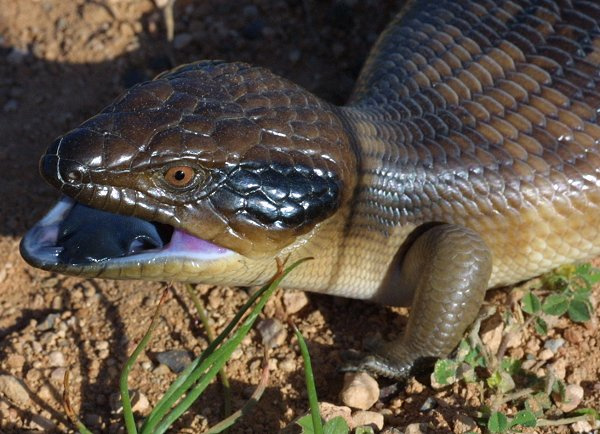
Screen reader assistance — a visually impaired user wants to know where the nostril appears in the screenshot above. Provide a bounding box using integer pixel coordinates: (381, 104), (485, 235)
(57, 159), (89, 185)
(66, 168), (84, 184)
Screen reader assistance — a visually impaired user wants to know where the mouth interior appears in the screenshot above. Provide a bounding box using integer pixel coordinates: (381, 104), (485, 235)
(22, 197), (231, 267)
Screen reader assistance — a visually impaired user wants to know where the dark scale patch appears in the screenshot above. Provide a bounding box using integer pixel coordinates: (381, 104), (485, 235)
(219, 161), (341, 229)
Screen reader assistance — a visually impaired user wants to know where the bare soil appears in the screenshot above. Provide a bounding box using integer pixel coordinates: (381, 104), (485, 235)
(1, 1), (599, 433)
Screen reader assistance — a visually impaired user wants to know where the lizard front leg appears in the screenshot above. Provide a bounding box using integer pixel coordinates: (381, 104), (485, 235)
(344, 223), (493, 379)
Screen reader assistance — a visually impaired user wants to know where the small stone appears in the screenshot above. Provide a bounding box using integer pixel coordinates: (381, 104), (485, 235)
(318, 402), (352, 426)
(230, 348), (243, 360)
(454, 414), (479, 433)
(155, 350), (192, 373)
(132, 391), (150, 414)
(340, 372), (379, 410)
(32, 341), (43, 354)
(405, 423), (428, 434)
(480, 313), (504, 355)
(25, 369), (41, 383)
(257, 318), (287, 348)
(556, 384), (584, 413)
(141, 361), (152, 371)
(283, 290), (309, 314)
(50, 368), (67, 383)
(419, 396), (437, 412)
(564, 328), (583, 344)
(110, 390), (150, 414)
(544, 338), (565, 353)
(538, 349), (554, 361)
(549, 358), (568, 380)
(37, 313), (59, 331)
(48, 351), (66, 367)
(95, 340), (109, 351)
(6, 354), (25, 370)
(352, 410), (384, 430)
(30, 414), (57, 431)
(280, 357), (296, 372)
(173, 33), (193, 50)
(51, 296), (63, 310)
(0, 375), (30, 405)
(571, 420), (598, 432)
(153, 364), (171, 375)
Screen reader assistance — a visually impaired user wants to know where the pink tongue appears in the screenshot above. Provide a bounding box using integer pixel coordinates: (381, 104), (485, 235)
(166, 229), (229, 254)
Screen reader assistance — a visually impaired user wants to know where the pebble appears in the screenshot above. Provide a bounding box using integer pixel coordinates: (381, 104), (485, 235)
(564, 328), (583, 344)
(48, 351), (66, 367)
(572, 420), (600, 432)
(419, 396), (437, 412)
(340, 372), (379, 410)
(230, 348), (243, 360)
(0, 375), (30, 405)
(549, 358), (567, 380)
(37, 313), (59, 331)
(25, 369), (41, 383)
(95, 340), (109, 351)
(538, 348), (554, 361)
(110, 390), (150, 414)
(352, 410), (384, 430)
(50, 368), (67, 383)
(480, 313), (504, 355)
(544, 338), (565, 353)
(6, 354), (25, 370)
(556, 384), (584, 413)
(257, 318), (287, 348)
(155, 350), (192, 373)
(318, 402), (352, 426)
(279, 357), (296, 372)
(51, 296), (63, 310)
(30, 414), (57, 431)
(453, 414), (479, 433)
(405, 423), (428, 434)
(282, 290), (309, 314)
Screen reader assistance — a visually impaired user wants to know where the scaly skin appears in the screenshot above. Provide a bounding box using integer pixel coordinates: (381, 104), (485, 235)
(21, 0), (600, 378)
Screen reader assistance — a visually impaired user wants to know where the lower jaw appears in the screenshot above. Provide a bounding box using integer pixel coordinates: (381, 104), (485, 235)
(20, 196), (240, 281)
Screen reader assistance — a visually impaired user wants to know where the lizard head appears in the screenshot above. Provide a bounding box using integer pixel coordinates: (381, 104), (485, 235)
(21, 61), (357, 285)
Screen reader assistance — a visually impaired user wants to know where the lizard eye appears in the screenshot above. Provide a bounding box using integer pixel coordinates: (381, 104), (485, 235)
(164, 165), (196, 188)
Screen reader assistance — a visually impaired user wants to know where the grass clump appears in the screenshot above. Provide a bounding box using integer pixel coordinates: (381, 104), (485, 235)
(432, 263), (600, 432)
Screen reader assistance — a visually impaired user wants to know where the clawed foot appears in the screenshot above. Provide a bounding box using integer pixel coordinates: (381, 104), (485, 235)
(340, 349), (437, 380)
(339, 350), (412, 379)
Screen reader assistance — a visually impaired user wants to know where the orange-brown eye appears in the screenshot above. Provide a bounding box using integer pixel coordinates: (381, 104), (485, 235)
(164, 166), (196, 188)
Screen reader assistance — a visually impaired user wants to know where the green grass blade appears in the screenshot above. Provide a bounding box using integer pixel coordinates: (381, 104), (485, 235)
(120, 288), (169, 434)
(294, 325), (323, 434)
(144, 258), (311, 433)
(185, 283), (232, 418)
(142, 273), (278, 431)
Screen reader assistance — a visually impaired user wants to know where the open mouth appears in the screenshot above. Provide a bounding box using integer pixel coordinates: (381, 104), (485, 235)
(21, 196), (232, 271)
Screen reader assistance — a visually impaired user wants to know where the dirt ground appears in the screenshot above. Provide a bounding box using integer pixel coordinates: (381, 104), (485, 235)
(1, 1), (600, 433)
